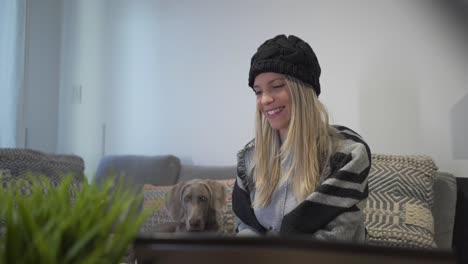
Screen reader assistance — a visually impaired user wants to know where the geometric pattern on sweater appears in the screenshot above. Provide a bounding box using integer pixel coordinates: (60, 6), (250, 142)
(363, 154), (437, 249)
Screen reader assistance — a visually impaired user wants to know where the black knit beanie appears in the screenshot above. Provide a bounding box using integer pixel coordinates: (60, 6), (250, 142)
(248, 34), (321, 96)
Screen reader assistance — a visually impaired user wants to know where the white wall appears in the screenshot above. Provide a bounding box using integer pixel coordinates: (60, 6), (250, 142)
(57, 0), (468, 178)
(57, 0), (107, 177)
(22, 0), (61, 152)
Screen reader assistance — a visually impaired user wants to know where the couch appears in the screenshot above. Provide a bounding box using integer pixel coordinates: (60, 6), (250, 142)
(95, 154), (468, 263)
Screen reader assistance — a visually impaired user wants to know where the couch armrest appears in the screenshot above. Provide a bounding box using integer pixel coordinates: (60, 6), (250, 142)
(433, 172), (457, 249)
(453, 177), (468, 264)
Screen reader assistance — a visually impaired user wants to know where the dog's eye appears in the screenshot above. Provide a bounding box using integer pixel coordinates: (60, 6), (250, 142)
(199, 196), (207, 202)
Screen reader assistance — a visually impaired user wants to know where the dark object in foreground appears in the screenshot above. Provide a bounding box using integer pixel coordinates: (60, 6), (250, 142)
(133, 235), (456, 264)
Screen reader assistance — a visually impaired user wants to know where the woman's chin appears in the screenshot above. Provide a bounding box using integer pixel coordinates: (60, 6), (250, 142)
(267, 122), (288, 132)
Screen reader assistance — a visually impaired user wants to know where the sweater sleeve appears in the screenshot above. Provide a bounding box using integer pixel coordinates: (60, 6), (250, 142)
(232, 140), (267, 235)
(280, 126), (371, 235)
(311, 206), (367, 242)
(236, 220), (261, 236)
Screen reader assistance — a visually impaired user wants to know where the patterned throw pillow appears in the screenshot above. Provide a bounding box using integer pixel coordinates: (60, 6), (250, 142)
(219, 179), (236, 235)
(140, 179), (237, 236)
(0, 149), (85, 184)
(0, 150), (85, 240)
(364, 154), (438, 248)
(139, 184), (175, 235)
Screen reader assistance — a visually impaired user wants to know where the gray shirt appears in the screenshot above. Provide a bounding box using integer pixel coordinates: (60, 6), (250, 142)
(254, 177), (298, 233)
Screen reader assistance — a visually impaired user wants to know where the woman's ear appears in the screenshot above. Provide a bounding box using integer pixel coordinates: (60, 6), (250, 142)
(167, 181), (186, 221)
(205, 180), (227, 210)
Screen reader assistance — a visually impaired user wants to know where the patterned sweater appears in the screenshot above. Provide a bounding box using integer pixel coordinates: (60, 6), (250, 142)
(232, 125), (371, 241)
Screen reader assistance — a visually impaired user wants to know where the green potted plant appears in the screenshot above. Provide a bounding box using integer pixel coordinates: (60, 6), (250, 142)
(0, 174), (152, 264)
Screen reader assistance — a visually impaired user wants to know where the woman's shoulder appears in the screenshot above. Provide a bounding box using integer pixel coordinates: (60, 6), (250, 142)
(330, 125), (369, 147)
(331, 125), (364, 140)
(324, 125), (372, 182)
(237, 139), (255, 159)
(329, 125), (371, 157)
(236, 139), (255, 181)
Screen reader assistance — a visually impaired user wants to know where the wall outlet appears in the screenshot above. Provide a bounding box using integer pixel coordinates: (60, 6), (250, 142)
(72, 85), (82, 104)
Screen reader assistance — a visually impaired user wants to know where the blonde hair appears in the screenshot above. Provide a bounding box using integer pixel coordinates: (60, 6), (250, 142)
(253, 76), (334, 208)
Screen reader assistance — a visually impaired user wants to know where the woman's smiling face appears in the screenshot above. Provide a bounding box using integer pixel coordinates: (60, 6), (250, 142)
(253, 72), (291, 139)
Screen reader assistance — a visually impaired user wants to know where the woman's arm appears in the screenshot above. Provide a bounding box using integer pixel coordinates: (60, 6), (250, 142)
(280, 126), (371, 237)
(232, 140), (267, 235)
(232, 174), (267, 235)
(235, 218), (261, 236)
(311, 206), (367, 242)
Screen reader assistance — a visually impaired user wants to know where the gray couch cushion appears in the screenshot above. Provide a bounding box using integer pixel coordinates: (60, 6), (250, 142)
(95, 155), (181, 190)
(178, 165), (236, 182)
(432, 172), (457, 249)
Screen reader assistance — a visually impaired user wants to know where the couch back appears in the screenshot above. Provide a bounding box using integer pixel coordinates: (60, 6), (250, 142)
(95, 154), (181, 191)
(179, 165), (236, 182)
(95, 155), (235, 185)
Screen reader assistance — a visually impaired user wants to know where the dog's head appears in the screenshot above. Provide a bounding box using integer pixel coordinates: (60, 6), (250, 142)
(167, 179), (226, 232)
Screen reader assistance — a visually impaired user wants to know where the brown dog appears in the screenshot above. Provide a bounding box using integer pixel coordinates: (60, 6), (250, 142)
(166, 179), (226, 232)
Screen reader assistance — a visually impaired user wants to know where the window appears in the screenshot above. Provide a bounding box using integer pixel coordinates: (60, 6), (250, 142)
(0, 0), (26, 147)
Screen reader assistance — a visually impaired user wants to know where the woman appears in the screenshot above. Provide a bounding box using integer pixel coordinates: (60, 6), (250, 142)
(232, 34), (371, 242)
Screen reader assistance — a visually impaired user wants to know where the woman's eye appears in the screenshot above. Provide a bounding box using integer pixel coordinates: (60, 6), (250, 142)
(273, 84), (284, 88)
(254, 90), (262, 95)
(199, 196), (207, 202)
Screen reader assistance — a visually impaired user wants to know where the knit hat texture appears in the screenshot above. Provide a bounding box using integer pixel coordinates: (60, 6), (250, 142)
(248, 34), (321, 96)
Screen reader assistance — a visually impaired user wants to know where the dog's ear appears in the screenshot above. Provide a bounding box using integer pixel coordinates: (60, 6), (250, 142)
(205, 180), (227, 210)
(167, 181), (187, 221)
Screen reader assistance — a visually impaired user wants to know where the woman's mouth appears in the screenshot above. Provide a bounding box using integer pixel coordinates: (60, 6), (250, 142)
(266, 106), (285, 117)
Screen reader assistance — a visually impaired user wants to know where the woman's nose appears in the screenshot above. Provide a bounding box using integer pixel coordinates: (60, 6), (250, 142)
(261, 93), (273, 105)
